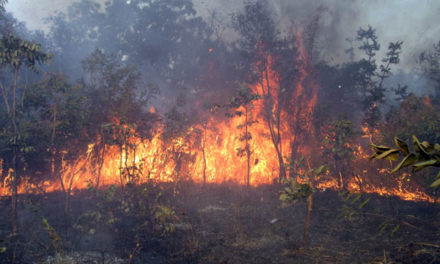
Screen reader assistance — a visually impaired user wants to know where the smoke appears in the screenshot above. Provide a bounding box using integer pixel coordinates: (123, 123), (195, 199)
(265, 0), (440, 72)
(7, 0), (440, 72)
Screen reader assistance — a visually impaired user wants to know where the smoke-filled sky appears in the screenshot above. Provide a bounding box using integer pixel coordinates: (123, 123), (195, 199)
(6, 0), (440, 71)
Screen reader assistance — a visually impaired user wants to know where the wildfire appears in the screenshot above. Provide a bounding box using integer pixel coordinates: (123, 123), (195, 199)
(0, 30), (436, 204)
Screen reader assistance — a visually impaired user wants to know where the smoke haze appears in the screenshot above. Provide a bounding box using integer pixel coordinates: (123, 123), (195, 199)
(7, 0), (440, 71)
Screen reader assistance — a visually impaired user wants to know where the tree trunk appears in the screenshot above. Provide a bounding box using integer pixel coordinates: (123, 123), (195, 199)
(119, 142), (124, 187)
(275, 145), (286, 180)
(289, 137), (299, 177)
(202, 124), (207, 186)
(50, 99), (57, 179)
(302, 192), (313, 249)
(245, 106), (250, 187)
(11, 146), (18, 234)
(11, 67), (19, 234)
(260, 70), (286, 181)
(95, 141), (105, 189)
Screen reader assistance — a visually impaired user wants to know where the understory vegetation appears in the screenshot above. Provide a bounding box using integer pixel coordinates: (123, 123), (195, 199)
(1, 183), (439, 263)
(0, 0), (439, 263)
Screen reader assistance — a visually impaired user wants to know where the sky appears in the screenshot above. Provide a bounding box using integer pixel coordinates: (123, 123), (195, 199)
(6, 0), (440, 71)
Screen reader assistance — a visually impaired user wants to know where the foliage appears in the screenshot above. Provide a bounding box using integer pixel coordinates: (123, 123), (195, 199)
(23, 73), (88, 177)
(152, 205), (179, 237)
(46, 0), (222, 98)
(162, 106), (199, 181)
(320, 118), (357, 188)
(0, 34), (51, 72)
(231, 0), (279, 72)
(225, 84), (260, 186)
(279, 165), (327, 206)
(103, 122), (144, 184)
(0, 34), (52, 171)
(353, 26), (403, 130)
(370, 135), (440, 187)
(338, 191), (371, 222)
(391, 84), (410, 102)
(82, 49), (157, 128)
(279, 180), (314, 207)
(0, 32), (51, 234)
(322, 119), (357, 161)
(279, 164), (326, 249)
(41, 217), (63, 254)
(74, 183), (179, 257)
(232, 0), (302, 181)
(419, 40), (440, 99)
(227, 84), (261, 113)
(384, 95), (440, 143)
(226, 83), (260, 150)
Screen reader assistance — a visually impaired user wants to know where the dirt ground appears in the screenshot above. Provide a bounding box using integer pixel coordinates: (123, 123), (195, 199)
(1, 182), (439, 263)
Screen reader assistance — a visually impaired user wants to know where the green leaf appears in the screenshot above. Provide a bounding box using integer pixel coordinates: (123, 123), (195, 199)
(391, 224), (400, 236)
(350, 194), (362, 204)
(370, 144), (391, 154)
(313, 165), (328, 176)
(412, 135), (430, 159)
(413, 159), (438, 172)
(279, 193), (289, 201)
(394, 137), (409, 155)
(391, 153), (417, 173)
(375, 149), (400, 161)
(378, 222), (389, 234)
(358, 197), (371, 209)
(343, 192), (353, 202)
(430, 178), (440, 188)
(421, 141), (431, 149)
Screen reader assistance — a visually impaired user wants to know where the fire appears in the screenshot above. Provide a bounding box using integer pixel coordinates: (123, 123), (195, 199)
(423, 96), (433, 109)
(0, 30), (436, 204)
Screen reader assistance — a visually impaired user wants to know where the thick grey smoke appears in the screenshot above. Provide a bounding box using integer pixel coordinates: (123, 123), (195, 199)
(6, 0), (440, 72)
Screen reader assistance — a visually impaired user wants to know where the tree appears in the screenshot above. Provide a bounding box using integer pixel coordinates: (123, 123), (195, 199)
(321, 118), (357, 189)
(46, 0), (217, 99)
(384, 95), (440, 144)
(25, 73), (88, 179)
(280, 164), (327, 249)
(82, 49), (158, 125)
(419, 40), (440, 100)
(226, 84), (260, 187)
(0, 34), (50, 233)
(354, 26), (403, 133)
(0, 0), (12, 36)
(162, 106), (197, 185)
(24, 73), (88, 234)
(46, 0), (104, 78)
(372, 95), (440, 193)
(232, 1), (299, 180)
(82, 49), (159, 187)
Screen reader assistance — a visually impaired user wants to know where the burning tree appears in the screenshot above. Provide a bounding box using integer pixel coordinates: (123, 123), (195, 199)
(162, 106), (199, 185)
(321, 118), (358, 189)
(232, 1), (321, 181)
(82, 49), (159, 187)
(225, 84), (260, 187)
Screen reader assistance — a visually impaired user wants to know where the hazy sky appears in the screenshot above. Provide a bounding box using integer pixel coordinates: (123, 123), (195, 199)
(6, 0), (440, 71)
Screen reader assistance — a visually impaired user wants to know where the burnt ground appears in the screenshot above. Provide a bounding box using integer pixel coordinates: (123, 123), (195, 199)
(0, 182), (439, 264)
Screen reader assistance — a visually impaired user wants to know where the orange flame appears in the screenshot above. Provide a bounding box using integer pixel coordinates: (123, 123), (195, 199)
(0, 30), (435, 203)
